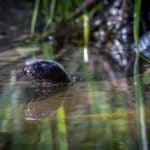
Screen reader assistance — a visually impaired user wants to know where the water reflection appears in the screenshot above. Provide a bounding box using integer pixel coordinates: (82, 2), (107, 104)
(23, 85), (68, 120)
(0, 63), (149, 149)
(0, 47), (149, 149)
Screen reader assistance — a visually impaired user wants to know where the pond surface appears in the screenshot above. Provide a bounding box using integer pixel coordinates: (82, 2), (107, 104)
(0, 47), (150, 150)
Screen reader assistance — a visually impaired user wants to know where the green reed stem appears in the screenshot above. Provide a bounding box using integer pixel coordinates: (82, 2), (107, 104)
(31, 0), (40, 34)
(133, 0), (148, 149)
(83, 14), (90, 47)
(42, 0), (49, 15)
(44, 0), (56, 31)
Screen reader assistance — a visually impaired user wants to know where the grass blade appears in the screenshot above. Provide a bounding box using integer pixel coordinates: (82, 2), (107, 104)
(31, 0), (40, 34)
(133, 0), (148, 149)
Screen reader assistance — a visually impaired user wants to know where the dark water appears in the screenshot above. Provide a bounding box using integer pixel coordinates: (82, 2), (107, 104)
(0, 48), (150, 150)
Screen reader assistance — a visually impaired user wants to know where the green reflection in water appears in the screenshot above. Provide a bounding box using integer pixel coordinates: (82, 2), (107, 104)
(37, 118), (53, 149)
(57, 106), (68, 150)
(0, 71), (23, 148)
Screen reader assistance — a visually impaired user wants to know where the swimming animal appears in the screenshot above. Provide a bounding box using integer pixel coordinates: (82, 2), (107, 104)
(23, 59), (73, 84)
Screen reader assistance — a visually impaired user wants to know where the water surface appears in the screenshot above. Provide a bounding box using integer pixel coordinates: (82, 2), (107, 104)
(0, 51), (149, 149)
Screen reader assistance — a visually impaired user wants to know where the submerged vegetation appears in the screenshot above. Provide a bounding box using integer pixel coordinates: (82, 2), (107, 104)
(0, 0), (150, 149)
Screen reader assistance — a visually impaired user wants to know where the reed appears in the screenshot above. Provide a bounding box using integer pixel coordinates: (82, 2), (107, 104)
(133, 0), (148, 149)
(43, 0), (56, 31)
(30, 0), (40, 35)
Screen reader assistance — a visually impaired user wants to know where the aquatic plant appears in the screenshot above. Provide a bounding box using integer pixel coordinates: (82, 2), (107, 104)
(133, 0), (148, 149)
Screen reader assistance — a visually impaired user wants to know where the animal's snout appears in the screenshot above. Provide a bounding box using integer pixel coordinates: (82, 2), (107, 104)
(23, 66), (31, 75)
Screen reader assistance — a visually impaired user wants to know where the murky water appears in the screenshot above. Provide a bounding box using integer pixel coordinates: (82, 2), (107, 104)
(0, 48), (150, 149)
